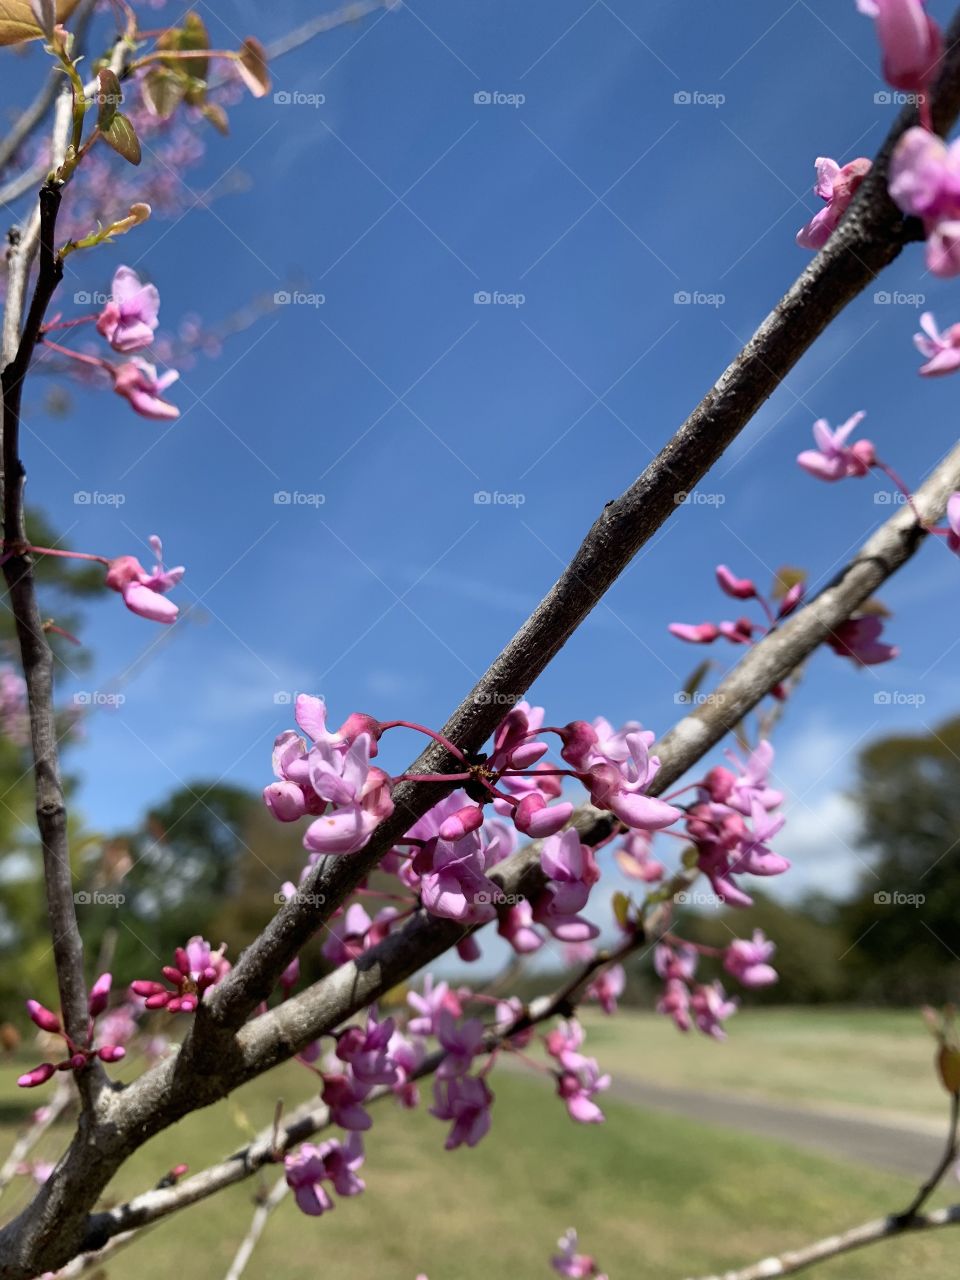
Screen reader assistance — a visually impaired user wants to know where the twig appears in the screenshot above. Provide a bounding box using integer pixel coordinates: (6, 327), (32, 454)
(685, 1204), (960, 1280)
(0, 1077), (73, 1201)
(222, 1177), (289, 1280)
(895, 1090), (960, 1224)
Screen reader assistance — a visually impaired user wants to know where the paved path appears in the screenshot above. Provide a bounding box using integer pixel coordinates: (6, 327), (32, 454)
(604, 1074), (945, 1179)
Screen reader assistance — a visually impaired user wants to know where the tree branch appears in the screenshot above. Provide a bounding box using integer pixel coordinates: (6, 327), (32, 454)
(201, 14), (960, 1034)
(686, 1203), (960, 1280)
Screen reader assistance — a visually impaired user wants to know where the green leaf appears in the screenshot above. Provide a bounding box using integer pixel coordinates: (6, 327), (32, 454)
(103, 113), (141, 166)
(202, 102), (230, 136)
(680, 658), (713, 704)
(158, 11), (210, 83)
(770, 565), (807, 601)
(141, 67), (186, 120)
(0, 0), (80, 47)
(611, 891), (631, 930)
(96, 68), (122, 131)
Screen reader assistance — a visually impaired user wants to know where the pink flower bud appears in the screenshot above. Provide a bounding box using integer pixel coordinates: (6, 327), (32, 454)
(17, 1063), (56, 1088)
(263, 780), (308, 822)
(715, 565), (756, 600)
(88, 972), (112, 1018)
(26, 1000), (61, 1035)
(439, 805), (485, 841)
(131, 980), (166, 997)
(97, 1045), (126, 1063)
(338, 713), (382, 755)
(668, 623), (720, 644)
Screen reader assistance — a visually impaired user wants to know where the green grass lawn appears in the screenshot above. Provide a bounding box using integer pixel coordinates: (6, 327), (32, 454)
(578, 1006), (948, 1122)
(2, 1013), (959, 1280)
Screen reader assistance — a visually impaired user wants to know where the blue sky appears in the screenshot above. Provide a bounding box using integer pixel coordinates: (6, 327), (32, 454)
(5, 0), (960, 904)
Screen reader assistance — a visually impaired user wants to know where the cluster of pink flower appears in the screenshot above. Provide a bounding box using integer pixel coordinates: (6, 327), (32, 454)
(796, 2), (960, 376)
(670, 549), (898, 669)
(130, 936), (230, 1012)
(655, 932), (776, 1041)
(42, 265), (180, 420)
(18, 974), (126, 1087)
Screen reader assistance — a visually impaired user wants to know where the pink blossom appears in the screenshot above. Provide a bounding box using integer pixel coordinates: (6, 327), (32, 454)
(104, 535), (183, 624)
(856, 0), (942, 93)
(551, 1229), (608, 1280)
(587, 964), (626, 1015)
(796, 157), (871, 250)
(797, 412), (875, 481)
(827, 615), (899, 665)
(112, 358), (180, 420)
(889, 128), (960, 276)
(657, 977), (692, 1032)
(285, 1134), (366, 1215)
(556, 1057), (610, 1124)
(322, 903), (373, 966)
(614, 830), (665, 882)
(691, 981), (738, 1039)
(96, 266), (160, 352)
(914, 311), (960, 375)
(336, 1012), (399, 1090)
(497, 899), (545, 954)
(130, 937), (229, 1013)
(302, 734), (394, 855)
(430, 1072), (494, 1149)
(724, 930), (779, 988)
(407, 976), (463, 1037)
(415, 833), (499, 925)
(533, 829), (600, 942)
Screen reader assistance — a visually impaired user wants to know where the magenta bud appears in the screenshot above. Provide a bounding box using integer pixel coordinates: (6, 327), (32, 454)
(508, 741), (548, 770)
(559, 720), (598, 769)
(716, 564), (757, 600)
(439, 805), (485, 841)
(162, 965), (184, 985)
(178, 995), (198, 1013)
(778, 581), (805, 617)
(88, 972), (112, 1017)
(17, 1063), (56, 1088)
(144, 993), (171, 1009)
(97, 1045), (126, 1063)
(515, 795), (574, 837)
(131, 980), (166, 997)
(668, 623), (720, 644)
(338, 713), (382, 755)
(170, 1163), (189, 1180)
(26, 1000), (61, 1035)
(263, 780), (307, 822)
(67, 1053), (87, 1071)
(173, 948), (190, 975)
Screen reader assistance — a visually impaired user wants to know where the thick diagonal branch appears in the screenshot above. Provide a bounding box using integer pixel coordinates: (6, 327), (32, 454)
(203, 19), (960, 1033)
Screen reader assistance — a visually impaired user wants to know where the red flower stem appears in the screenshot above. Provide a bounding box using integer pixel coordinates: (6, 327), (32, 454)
(377, 720), (468, 763)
